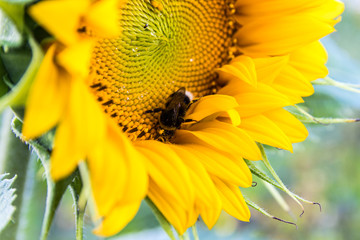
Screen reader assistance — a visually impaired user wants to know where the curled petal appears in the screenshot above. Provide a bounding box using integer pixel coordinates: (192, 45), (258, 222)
(93, 201), (141, 237)
(186, 94), (240, 124)
(216, 56), (257, 87)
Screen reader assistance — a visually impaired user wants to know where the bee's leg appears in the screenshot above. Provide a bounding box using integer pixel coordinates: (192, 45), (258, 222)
(183, 118), (199, 124)
(186, 98), (199, 110)
(144, 108), (163, 114)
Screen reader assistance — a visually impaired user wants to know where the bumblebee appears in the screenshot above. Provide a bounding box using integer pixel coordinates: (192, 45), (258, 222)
(145, 87), (195, 137)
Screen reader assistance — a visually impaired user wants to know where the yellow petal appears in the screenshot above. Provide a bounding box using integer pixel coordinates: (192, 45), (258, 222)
(241, 114), (293, 152)
(219, 82), (292, 118)
(93, 201), (141, 237)
(212, 176), (250, 222)
(273, 65), (314, 103)
(263, 109), (308, 143)
(22, 44), (68, 139)
(88, 134), (127, 218)
(179, 144), (252, 188)
(235, 0), (339, 23)
(29, 0), (89, 45)
(200, 206), (221, 230)
(85, 0), (125, 38)
(308, 0), (344, 26)
(289, 41), (328, 81)
(51, 80), (106, 181)
(50, 116), (83, 181)
(117, 126), (148, 204)
(175, 121), (261, 161)
(216, 56), (257, 87)
(56, 40), (94, 78)
(253, 56), (289, 84)
(235, 15), (335, 57)
(185, 94), (239, 123)
(148, 179), (189, 235)
(135, 141), (194, 210)
(169, 146), (222, 229)
(89, 120), (148, 218)
(170, 145), (222, 210)
(68, 80), (106, 155)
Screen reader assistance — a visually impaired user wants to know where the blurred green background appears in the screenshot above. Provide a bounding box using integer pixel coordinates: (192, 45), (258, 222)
(2, 0), (360, 239)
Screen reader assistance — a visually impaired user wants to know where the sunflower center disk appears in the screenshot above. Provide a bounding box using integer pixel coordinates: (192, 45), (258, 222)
(90, 0), (233, 141)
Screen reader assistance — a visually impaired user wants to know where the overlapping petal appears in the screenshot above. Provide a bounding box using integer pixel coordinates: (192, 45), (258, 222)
(234, 0), (343, 57)
(135, 141), (195, 210)
(22, 44), (69, 139)
(176, 121), (261, 161)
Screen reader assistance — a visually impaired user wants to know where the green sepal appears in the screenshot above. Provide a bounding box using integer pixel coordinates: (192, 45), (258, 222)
(244, 195), (297, 228)
(0, 173), (17, 233)
(286, 105), (360, 124)
(246, 144), (323, 218)
(145, 197), (177, 240)
(313, 76), (360, 94)
(245, 159), (321, 211)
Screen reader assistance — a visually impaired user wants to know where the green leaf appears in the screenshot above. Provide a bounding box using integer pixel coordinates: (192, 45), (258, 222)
(0, 173), (17, 233)
(0, 34), (43, 113)
(0, 8), (22, 47)
(0, 1), (28, 35)
(1, 0), (35, 3)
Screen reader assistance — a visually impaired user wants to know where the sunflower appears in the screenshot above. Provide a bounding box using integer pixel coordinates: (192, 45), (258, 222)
(21, 0), (343, 237)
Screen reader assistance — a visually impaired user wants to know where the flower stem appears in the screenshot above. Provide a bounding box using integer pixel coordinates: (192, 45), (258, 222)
(75, 208), (85, 240)
(191, 225), (199, 240)
(0, 108), (30, 240)
(40, 178), (69, 240)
